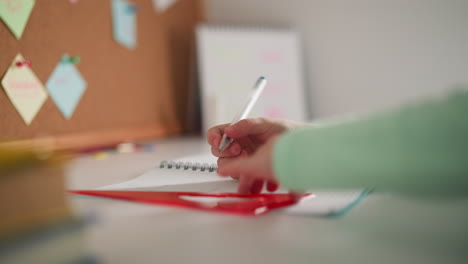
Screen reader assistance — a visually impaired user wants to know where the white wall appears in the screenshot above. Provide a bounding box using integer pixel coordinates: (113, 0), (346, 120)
(204, 0), (468, 119)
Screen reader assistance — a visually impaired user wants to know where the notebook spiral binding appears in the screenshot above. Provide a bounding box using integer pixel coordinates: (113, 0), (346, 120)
(159, 161), (218, 172)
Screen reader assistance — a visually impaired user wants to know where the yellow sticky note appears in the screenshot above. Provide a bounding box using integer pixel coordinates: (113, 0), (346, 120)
(0, 0), (35, 39)
(1, 54), (48, 125)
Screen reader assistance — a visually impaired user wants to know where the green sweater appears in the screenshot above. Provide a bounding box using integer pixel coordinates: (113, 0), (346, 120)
(273, 90), (468, 197)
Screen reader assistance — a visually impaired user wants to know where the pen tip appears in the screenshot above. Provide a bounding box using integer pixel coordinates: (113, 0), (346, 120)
(260, 76), (266, 80)
(218, 141), (227, 152)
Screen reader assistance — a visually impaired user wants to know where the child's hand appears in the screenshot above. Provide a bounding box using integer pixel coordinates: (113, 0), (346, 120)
(216, 138), (278, 194)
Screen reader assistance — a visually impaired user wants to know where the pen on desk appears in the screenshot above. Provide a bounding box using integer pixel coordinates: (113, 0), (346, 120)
(218, 76), (267, 152)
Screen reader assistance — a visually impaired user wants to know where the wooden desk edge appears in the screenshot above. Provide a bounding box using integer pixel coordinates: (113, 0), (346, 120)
(0, 123), (181, 151)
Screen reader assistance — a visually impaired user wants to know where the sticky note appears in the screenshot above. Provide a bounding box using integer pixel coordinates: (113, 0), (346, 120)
(46, 55), (87, 119)
(152, 0), (177, 13)
(0, 0), (35, 39)
(111, 0), (137, 49)
(1, 54), (48, 125)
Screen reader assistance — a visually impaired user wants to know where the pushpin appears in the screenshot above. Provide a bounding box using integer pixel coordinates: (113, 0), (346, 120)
(15, 60), (32, 67)
(61, 56), (81, 64)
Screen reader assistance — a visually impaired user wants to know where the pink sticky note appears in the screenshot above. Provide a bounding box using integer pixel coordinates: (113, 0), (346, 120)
(1, 54), (48, 125)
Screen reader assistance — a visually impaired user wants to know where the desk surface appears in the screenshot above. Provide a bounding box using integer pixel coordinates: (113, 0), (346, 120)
(67, 137), (468, 264)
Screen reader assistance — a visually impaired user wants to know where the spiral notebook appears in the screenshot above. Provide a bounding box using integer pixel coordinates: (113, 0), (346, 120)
(95, 154), (370, 216)
(97, 155), (237, 192)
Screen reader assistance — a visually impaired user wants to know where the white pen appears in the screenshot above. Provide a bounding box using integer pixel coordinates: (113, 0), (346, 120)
(218, 76), (267, 152)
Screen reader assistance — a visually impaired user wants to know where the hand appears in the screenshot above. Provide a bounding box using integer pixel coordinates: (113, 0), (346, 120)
(217, 138), (278, 193)
(217, 139), (304, 201)
(207, 118), (305, 158)
(207, 118), (306, 194)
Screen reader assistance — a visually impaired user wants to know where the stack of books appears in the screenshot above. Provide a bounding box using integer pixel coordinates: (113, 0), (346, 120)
(0, 147), (94, 263)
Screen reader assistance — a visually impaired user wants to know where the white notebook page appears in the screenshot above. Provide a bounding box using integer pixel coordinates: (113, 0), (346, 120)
(98, 169), (238, 193)
(98, 154), (237, 192)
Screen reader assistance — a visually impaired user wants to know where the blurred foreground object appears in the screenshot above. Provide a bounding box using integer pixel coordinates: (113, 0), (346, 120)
(0, 147), (70, 238)
(0, 147), (92, 264)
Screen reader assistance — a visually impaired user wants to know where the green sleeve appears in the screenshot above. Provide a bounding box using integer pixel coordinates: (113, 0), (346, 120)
(273, 90), (468, 197)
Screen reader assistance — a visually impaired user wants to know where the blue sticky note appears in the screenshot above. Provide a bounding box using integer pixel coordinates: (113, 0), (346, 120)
(111, 0), (137, 49)
(46, 55), (87, 119)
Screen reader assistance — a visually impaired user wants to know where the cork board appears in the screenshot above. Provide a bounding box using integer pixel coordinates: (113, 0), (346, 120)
(0, 0), (204, 150)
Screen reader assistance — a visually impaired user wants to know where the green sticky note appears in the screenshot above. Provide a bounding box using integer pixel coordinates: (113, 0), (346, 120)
(0, 0), (35, 39)
(46, 55), (87, 119)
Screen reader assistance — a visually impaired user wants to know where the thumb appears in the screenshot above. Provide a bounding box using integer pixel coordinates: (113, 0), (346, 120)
(224, 118), (270, 138)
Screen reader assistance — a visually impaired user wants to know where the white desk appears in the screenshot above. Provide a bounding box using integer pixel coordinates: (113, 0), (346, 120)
(67, 137), (468, 264)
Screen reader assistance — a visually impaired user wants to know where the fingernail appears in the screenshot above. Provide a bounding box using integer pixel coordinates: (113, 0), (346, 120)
(230, 144), (240, 154)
